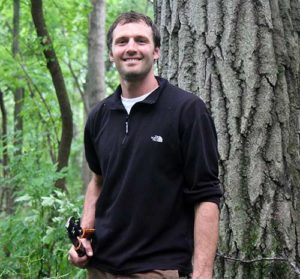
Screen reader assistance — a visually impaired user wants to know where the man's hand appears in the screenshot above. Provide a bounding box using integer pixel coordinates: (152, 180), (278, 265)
(68, 174), (102, 268)
(68, 238), (93, 268)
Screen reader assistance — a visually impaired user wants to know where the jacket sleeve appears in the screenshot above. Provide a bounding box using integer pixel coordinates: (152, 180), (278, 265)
(84, 113), (102, 175)
(180, 97), (222, 205)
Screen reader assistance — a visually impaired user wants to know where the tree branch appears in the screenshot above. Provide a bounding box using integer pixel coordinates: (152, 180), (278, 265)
(64, 58), (89, 115)
(4, 47), (61, 146)
(217, 252), (300, 275)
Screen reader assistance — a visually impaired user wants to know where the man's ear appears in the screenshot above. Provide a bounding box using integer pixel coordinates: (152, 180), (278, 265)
(109, 51), (114, 62)
(153, 47), (160, 61)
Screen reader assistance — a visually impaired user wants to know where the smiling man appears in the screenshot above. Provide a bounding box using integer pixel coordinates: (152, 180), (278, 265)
(68, 11), (222, 279)
(109, 21), (159, 84)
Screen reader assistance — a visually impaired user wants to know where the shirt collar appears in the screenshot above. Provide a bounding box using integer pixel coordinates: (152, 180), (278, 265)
(105, 77), (168, 110)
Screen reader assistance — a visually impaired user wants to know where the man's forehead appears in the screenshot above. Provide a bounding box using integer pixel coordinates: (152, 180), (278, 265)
(113, 21), (152, 37)
(117, 19), (148, 28)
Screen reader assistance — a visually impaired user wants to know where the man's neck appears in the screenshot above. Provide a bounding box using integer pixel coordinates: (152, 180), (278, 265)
(120, 74), (159, 98)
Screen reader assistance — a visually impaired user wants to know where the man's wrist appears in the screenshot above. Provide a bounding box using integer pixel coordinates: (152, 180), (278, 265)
(192, 269), (213, 279)
(192, 262), (214, 279)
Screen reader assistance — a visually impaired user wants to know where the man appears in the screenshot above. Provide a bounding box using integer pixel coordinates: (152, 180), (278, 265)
(69, 11), (222, 279)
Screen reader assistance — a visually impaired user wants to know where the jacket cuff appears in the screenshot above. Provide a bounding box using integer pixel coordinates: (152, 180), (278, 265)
(184, 182), (223, 206)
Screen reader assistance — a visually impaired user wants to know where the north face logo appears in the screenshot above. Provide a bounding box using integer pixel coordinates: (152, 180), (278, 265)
(151, 135), (163, 143)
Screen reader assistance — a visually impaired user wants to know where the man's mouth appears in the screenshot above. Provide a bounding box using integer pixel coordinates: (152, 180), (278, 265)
(123, 58), (142, 62)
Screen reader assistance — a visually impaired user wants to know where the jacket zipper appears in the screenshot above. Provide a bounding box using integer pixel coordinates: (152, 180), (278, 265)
(122, 114), (129, 144)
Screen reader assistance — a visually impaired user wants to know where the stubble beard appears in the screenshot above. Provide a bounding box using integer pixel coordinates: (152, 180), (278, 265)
(119, 61), (154, 82)
(122, 71), (148, 81)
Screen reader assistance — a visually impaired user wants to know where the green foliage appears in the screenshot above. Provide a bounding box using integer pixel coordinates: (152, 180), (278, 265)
(0, 147), (85, 278)
(0, 0), (153, 277)
(0, 193), (83, 278)
(106, 0), (153, 29)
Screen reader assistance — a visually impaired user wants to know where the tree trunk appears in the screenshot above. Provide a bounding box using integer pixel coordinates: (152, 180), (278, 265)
(85, 0), (106, 111)
(2, 0), (24, 214)
(82, 0), (106, 188)
(31, 0), (73, 192)
(0, 90), (13, 214)
(12, 0), (24, 157)
(155, 0), (300, 278)
(0, 91), (8, 178)
(0, 90), (8, 211)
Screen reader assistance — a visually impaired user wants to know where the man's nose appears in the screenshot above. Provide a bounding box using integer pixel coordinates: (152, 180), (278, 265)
(125, 39), (138, 53)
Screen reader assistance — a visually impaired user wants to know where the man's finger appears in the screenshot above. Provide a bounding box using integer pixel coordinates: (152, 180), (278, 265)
(68, 245), (89, 268)
(81, 238), (93, 257)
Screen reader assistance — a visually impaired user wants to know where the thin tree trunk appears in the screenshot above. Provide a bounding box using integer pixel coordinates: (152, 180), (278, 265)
(85, 0), (106, 111)
(12, 0), (24, 157)
(82, 0), (106, 188)
(0, 91), (8, 177)
(30, 0), (73, 192)
(2, 0), (24, 214)
(0, 90), (8, 212)
(13, 88), (24, 155)
(0, 90), (13, 213)
(155, 0), (300, 278)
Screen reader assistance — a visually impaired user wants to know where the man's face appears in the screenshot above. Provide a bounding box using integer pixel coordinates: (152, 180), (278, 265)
(109, 21), (160, 81)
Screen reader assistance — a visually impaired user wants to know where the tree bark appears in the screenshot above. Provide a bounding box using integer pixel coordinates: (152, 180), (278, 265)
(155, 0), (300, 278)
(82, 0), (106, 188)
(85, 0), (106, 111)
(12, 0), (24, 157)
(31, 0), (73, 191)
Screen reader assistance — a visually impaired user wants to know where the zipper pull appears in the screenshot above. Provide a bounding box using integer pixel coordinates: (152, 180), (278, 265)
(125, 115), (129, 134)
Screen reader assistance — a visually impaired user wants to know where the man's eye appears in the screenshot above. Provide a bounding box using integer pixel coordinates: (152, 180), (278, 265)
(116, 40), (127, 45)
(137, 39), (146, 44)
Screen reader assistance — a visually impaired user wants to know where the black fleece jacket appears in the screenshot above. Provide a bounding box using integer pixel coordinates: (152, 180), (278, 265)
(84, 77), (222, 275)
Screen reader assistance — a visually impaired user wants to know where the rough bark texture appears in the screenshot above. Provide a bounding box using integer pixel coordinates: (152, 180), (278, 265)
(12, 0), (24, 157)
(155, 0), (300, 278)
(82, 0), (106, 188)
(31, 0), (73, 191)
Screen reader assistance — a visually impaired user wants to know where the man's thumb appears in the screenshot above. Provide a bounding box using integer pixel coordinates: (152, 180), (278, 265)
(82, 239), (93, 257)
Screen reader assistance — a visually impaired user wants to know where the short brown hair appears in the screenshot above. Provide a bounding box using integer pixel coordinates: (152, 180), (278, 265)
(107, 11), (161, 51)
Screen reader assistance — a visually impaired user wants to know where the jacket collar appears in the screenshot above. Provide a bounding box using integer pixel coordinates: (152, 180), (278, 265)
(105, 77), (168, 110)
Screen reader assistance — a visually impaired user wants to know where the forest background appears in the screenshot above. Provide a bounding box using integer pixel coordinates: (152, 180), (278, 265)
(0, 0), (152, 278)
(1, 0), (300, 278)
